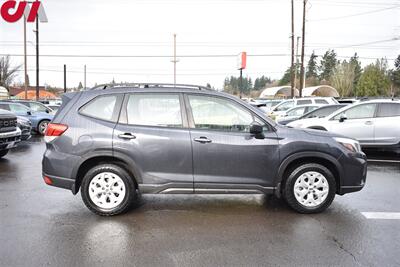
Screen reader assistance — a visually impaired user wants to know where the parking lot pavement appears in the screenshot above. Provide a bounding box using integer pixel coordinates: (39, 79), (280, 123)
(0, 137), (399, 267)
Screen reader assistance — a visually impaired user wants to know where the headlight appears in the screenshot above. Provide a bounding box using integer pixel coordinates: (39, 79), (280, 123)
(334, 137), (361, 153)
(17, 118), (31, 126)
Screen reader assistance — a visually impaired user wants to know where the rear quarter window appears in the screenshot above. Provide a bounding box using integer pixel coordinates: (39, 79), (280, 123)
(79, 95), (119, 122)
(377, 103), (400, 117)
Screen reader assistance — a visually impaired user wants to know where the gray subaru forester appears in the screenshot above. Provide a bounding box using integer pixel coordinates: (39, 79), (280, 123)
(42, 83), (367, 216)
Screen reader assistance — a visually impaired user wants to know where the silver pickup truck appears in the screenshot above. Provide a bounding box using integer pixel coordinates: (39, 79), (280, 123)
(0, 109), (21, 158)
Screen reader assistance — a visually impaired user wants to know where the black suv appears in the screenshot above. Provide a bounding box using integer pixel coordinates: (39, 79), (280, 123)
(42, 84), (367, 216)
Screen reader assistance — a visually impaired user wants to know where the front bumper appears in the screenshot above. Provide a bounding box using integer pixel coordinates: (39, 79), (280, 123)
(338, 152), (368, 195)
(0, 128), (22, 150)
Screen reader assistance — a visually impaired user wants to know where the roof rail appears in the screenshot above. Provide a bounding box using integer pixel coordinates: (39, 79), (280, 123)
(88, 83), (212, 91)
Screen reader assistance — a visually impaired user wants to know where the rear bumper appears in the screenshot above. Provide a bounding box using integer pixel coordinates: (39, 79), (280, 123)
(42, 173), (76, 193)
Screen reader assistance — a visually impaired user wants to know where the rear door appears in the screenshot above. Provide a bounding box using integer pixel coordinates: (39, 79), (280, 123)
(113, 93), (193, 190)
(374, 103), (400, 145)
(328, 103), (377, 145)
(186, 94), (280, 190)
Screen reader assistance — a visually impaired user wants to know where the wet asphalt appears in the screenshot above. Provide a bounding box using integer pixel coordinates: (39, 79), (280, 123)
(0, 137), (399, 267)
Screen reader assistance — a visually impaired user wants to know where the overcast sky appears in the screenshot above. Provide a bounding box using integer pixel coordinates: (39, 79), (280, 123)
(0, 0), (399, 89)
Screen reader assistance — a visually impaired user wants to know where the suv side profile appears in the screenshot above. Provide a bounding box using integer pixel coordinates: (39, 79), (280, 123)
(42, 84), (367, 216)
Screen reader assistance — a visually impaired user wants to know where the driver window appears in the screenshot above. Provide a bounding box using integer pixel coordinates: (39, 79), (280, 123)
(188, 95), (257, 132)
(333, 104), (377, 120)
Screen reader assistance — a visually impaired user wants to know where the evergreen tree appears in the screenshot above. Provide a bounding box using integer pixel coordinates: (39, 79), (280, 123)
(356, 59), (391, 96)
(349, 53), (362, 90)
(318, 49), (338, 82)
(279, 67), (292, 86)
(78, 82), (83, 90)
(306, 51), (318, 79)
(390, 55), (400, 89)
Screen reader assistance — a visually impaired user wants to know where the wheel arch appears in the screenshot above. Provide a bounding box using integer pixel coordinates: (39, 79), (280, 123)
(276, 152), (343, 196)
(72, 154), (141, 195)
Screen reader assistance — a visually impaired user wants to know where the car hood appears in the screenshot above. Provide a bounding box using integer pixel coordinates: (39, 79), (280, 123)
(287, 117), (325, 128)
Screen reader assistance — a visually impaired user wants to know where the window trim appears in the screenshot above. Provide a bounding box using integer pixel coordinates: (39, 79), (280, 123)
(184, 93), (274, 133)
(78, 94), (124, 123)
(376, 103), (400, 118)
(118, 92), (188, 129)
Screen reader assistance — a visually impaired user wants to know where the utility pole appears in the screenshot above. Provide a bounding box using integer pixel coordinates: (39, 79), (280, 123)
(35, 14), (39, 101)
(23, 15), (28, 100)
(84, 65), (87, 89)
(294, 36), (300, 89)
(299, 0), (307, 98)
(64, 64), (66, 93)
(290, 0), (295, 98)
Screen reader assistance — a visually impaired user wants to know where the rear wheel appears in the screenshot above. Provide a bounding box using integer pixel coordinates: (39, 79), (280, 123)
(284, 163), (336, 214)
(81, 164), (136, 216)
(38, 120), (50, 135)
(0, 149), (9, 158)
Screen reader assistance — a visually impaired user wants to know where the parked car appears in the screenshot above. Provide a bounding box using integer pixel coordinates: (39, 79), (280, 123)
(253, 99), (282, 114)
(283, 104), (347, 126)
(42, 83), (367, 216)
(4, 100), (54, 114)
(268, 97), (338, 120)
(0, 102), (54, 135)
(337, 98), (360, 105)
(0, 109), (21, 158)
(287, 99), (400, 151)
(17, 116), (32, 140)
(46, 104), (61, 112)
(276, 105), (322, 125)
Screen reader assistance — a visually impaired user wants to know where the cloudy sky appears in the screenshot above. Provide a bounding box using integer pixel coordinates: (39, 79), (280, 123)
(0, 0), (399, 89)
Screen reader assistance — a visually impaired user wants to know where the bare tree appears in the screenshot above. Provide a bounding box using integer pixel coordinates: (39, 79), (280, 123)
(0, 56), (21, 89)
(330, 61), (356, 98)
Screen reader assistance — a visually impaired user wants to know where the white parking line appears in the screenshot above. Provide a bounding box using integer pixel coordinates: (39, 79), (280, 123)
(361, 212), (400, 220)
(367, 159), (400, 163)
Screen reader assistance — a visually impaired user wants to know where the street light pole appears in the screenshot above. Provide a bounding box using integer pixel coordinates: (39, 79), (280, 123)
(35, 14), (39, 101)
(24, 15), (28, 100)
(299, 0), (307, 98)
(173, 34), (177, 86)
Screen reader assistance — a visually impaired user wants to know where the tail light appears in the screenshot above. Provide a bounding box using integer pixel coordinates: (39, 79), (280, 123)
(44, 123), (68, 142)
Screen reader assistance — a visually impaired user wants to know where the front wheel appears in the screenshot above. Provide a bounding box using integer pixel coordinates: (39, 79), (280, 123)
(38, 120), (50, 135)
(284, 163), (336, 214)
(81, 164), (136, 216)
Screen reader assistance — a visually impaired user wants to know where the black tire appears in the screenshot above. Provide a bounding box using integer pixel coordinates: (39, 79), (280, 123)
(0, 149), (9, 158)
(283, 163), (336, 214)
(38, 120), (50, 135)
(81, 164), (136, 216)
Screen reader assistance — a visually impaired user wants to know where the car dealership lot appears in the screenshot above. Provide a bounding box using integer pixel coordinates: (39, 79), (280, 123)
(0, 137), (399, 267)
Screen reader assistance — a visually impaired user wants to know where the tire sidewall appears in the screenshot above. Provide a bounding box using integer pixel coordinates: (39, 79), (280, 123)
(81, 164), (135, 216)
(38, 120), (50, 135)
(284, 163), (336, 213)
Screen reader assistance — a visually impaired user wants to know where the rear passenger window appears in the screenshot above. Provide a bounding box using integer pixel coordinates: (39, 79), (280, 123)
(297, 100), (312, 105)
(80, 95), (117, 121)
(126, 94), (182, 128)
(377, 103), (400, 117)
(315, 99), (328, 104)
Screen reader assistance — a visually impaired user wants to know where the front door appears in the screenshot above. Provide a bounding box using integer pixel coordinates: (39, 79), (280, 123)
(328, 103), (377, 145)
(113, 93), (193, 191)
(186, 94), (280, 191)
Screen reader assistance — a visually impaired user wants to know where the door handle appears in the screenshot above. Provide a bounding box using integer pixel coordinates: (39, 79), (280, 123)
(365, 121), (373, 125)
(194, 137), (212, 144)
(118, 133), (136, 140)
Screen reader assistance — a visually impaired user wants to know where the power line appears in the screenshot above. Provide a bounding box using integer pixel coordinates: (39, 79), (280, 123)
(309, 4), (400, 21)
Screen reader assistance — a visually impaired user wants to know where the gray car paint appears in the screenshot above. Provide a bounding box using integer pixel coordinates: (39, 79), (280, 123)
(42, 86), (367, 197)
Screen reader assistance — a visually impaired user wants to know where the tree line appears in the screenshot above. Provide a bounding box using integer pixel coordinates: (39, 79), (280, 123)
(223, 51), (400, 97)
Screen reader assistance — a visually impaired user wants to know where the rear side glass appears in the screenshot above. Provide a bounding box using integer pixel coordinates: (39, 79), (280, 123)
(80, 95), (117, 121)
(297, 100), (312, 105)
(315, 99), (328, 104)
(377, 103), (400, 117)
(126, 94), (182, 128)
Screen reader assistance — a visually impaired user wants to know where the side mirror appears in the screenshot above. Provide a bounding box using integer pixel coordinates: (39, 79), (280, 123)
(339, 114), (347, 123)
(250, 124), (265, 139)
(27, 111), (32, 116)
(45, 109), (50, 113)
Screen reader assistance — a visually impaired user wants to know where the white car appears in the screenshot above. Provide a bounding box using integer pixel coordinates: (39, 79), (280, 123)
(287, 99), (400, 150)
(268, 97), (338, 120)
(276, 104), (322, 124)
